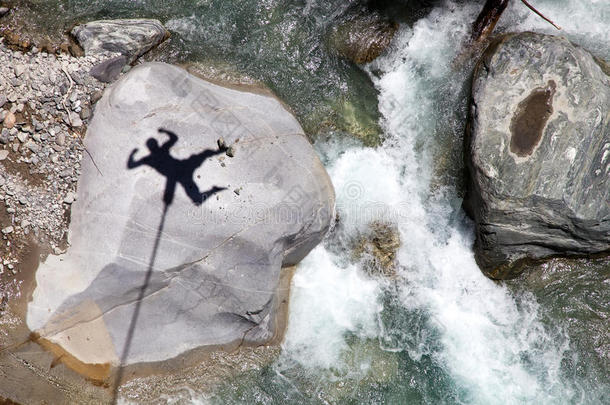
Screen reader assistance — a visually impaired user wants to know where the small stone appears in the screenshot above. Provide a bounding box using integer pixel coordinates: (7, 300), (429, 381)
(26, 141), (40, 153)
(0, 150), (8, 160)
(56, 133), (66, 146)
(90, 55), (128, 83)
(79, 106), (91, 120)
(226, 146), (235, 158)
(64, 191), (76, 204)
(14, 65), (26, 78)
(233, 188), (240, 195)
(0, 95), (7, 108)
(217, 137), (226, 149)
(17, 132), (28, 143)
(69, 113), (83, 128)
(0, 7), (9, 17)
(3, 111), (15, 129)
(91, 90), (104, 104)
(21, 220), (29, 228)
(1, 226), (13, 235)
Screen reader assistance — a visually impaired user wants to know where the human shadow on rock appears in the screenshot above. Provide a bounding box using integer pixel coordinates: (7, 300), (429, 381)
(127, 128), (227, 206)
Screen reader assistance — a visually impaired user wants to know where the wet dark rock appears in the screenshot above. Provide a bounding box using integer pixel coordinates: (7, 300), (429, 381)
(465, 33), (610, 279)
(89, 55), (128, 83)
(329, 13), (397, 64)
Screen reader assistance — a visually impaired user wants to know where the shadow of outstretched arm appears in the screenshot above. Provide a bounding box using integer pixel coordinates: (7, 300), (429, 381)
(198, 148), (226, 160)
(127, 149), (145, 168)
(158, 128), (178, 150)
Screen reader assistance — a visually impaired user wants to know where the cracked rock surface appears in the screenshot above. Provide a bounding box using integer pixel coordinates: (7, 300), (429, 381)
(26, 62), (335, 373)
(465, 32), (610, 279)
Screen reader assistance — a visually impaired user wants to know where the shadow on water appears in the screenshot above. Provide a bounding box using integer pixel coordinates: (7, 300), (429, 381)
(112, 128), (226, 403)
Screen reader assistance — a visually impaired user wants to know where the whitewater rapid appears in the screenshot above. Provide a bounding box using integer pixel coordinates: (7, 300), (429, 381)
(279, 1), (609, 404)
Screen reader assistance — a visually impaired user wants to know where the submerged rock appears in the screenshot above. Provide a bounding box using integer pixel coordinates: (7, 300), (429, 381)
(465, 32), (610, 279)
(329, 13), (397, 64)
(71, 19), (169, 61)
(353, 221), (401, 277)
(26, 63), (335, 380)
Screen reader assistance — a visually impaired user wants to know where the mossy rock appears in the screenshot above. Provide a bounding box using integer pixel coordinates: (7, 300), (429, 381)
(353, 221), (401, 277)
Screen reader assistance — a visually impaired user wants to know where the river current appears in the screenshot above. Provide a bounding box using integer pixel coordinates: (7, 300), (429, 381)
(8, 0), (610, 403)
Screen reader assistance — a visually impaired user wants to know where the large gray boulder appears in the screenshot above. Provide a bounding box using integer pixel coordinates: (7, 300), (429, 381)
(71, 19), (168, 60)
(26, 63), (335, 378)
(465, 32), (610, 279)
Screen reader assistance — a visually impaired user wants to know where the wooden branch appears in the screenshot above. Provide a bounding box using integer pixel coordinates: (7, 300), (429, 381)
(471, 0), (511, 42)
(520, 0), (561, 30)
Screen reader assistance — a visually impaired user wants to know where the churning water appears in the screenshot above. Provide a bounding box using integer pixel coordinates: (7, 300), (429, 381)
(209, 1), (609, 403)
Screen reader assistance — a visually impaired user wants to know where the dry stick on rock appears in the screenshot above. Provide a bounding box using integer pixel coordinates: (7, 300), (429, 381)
(60, 64), (103, 176)
(520, 0), (561, 30)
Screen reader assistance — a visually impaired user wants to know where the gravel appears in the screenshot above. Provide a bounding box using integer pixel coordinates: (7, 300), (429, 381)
(0, 37), (114, 272)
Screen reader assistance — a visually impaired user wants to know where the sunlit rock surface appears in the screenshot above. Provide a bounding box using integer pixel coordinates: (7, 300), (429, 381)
(71, 19), (168, 60)
(26, 62), (335, 374)
(465, 32), (610, 279)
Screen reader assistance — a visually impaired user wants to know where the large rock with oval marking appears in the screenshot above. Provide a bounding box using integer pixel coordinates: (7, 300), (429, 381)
(465, 32), (610, 279)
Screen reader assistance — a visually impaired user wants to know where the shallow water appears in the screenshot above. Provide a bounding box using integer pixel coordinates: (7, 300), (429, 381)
(5, 0), (384, 143)
(4, 0), (610, 403)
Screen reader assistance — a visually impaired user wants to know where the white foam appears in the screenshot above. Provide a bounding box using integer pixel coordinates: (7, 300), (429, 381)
(282, 247), (381, 369)
(282, 0), (587, 402)
(500, 0), (610, 58)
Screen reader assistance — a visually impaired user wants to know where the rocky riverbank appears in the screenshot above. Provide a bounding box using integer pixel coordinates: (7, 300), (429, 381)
(0, 36), (108, 276)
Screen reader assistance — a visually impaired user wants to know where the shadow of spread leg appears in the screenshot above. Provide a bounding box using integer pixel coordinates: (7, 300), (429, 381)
(201, 186), (227, 202)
